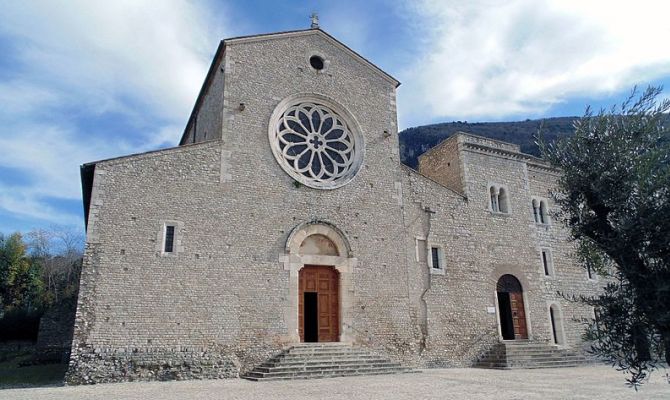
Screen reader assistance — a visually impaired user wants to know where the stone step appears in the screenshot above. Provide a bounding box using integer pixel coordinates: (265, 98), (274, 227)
(242, 344), (412, 381)
(284, 348), (370, 354)
(276, 353), (378, 360)
(291, 343), (351, 347)
(479, 357), (588, 364)
(278, 353), (374, 359)
(501, 354), (587, 361)
(275, 354), (383, 362)
(261, 357), (391, 367)
(474, 342), (594, 370)
(255, 361), (403, 373)
(244, 366), (411, 381)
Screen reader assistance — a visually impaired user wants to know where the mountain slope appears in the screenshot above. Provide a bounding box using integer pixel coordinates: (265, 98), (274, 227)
(398, 117), (577, 168)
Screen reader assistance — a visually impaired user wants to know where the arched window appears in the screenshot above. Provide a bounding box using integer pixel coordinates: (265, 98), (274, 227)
(490, 186), (499, 212)
(498, 188), (509, 213)
(539, 200), (548, 224)
(489, 184), (509, 214)
(531, 197), (550, 225)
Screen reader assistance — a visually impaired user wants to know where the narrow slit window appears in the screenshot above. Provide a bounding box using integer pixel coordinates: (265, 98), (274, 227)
(542, 250), (550, 275)
(164, 225), (175, 253)
(587, 264), (594, 280)
(550, 306), (558, 344)
(431, 247), (441, 269)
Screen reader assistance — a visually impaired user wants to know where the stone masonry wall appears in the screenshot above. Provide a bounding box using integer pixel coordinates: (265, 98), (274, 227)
(411, 133), (602, 365)
(68, 32), (417, 383)
(69, 30), (603, 383)
(417, 136), (464, 194)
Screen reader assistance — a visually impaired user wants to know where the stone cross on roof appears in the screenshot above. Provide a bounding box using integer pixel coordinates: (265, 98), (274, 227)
(310, 12), (319, 29)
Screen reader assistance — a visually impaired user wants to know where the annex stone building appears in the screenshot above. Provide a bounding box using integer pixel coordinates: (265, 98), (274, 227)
(67, 27), (601, 383)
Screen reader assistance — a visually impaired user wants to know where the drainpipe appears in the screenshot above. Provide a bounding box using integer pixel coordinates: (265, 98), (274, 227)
(418, 205), (436, 354)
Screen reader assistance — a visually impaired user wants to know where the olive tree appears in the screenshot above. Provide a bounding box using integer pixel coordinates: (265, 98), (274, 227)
(540, 86), (670, 388)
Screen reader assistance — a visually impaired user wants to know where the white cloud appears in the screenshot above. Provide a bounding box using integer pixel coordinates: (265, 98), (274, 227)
(398, 0), (670, 125)
(0, 1), (226, 228)
(0, 0), (219, 119)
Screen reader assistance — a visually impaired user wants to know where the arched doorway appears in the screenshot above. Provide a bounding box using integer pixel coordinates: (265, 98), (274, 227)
(281, 222), (356, 344)
(496, 274), (528, 340)
(298, 234), (340, 342)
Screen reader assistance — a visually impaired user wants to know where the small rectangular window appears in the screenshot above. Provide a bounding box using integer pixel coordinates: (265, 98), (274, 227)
(587, 264), (594, 280)
(164, 225), (175, 253)
(541, 249), (554, 276)
(431, 247), (441, 269)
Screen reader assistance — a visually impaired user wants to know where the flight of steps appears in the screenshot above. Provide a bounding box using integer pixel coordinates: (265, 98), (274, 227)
(242, 342), (412, 381)
(474, 341), (593, 369)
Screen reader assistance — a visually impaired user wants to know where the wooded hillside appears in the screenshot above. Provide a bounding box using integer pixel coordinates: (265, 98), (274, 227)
(398, 116), (577, 168)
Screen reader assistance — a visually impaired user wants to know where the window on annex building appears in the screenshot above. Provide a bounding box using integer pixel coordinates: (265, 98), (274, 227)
(429, 245), (445, 275)
(532, 197), (550, 225)
(489, 184), (510, 214)
(431, 247), (442, 269)
(541, 248), (554, 276)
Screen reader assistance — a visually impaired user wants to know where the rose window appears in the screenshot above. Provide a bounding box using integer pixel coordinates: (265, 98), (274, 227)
(269, 100), (362, 189)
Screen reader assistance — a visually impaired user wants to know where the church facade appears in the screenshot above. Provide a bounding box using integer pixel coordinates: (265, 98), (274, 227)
(67, 28), (601, 384)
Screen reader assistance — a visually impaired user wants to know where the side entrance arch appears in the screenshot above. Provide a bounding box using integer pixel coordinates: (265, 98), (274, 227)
(496, 274), (528, 340)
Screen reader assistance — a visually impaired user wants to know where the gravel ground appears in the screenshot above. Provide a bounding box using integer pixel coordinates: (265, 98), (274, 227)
(2, 366), (668, 400)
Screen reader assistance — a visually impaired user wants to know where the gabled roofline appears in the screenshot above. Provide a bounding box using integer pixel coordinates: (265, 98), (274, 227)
(179, 28), (400, 146)
(179, 40), (226, 146)
(225, 28), (400, 88)
(80, 140), (222, 229)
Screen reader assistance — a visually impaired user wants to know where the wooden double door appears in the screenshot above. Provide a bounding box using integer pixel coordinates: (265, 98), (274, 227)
(299, 265), (339, 342)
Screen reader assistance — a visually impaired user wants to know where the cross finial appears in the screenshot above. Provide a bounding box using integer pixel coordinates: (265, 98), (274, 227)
(310, 12), (319, 29)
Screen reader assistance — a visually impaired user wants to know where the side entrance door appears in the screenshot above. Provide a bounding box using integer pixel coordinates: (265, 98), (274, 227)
(509, 292), (528, 339)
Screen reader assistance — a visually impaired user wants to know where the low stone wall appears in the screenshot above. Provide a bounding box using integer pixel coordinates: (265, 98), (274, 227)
(35, 297), (77, 364)
(0, 341), (35, 359)
(65, 346), (240, 384)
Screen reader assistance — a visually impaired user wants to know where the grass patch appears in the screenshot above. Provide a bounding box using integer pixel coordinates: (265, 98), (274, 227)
(0, 350), (67, 389)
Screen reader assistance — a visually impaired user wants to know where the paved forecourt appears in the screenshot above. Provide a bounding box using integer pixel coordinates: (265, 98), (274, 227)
(3, 366), (669, 400)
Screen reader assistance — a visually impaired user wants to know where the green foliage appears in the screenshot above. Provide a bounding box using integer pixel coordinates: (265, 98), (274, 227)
(0, 233), (43, 313)
(0, 228), (83, 342)
(540, 86), (670, 388)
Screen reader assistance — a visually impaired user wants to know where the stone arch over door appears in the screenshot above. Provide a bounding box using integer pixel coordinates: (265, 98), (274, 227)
(280, 221), (357, 343)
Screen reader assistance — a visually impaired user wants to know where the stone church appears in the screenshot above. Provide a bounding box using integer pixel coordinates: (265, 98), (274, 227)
(67, 26), (601, 383)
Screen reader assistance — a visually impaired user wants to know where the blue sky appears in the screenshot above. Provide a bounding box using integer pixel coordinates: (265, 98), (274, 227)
(1, 0), (669, 235)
